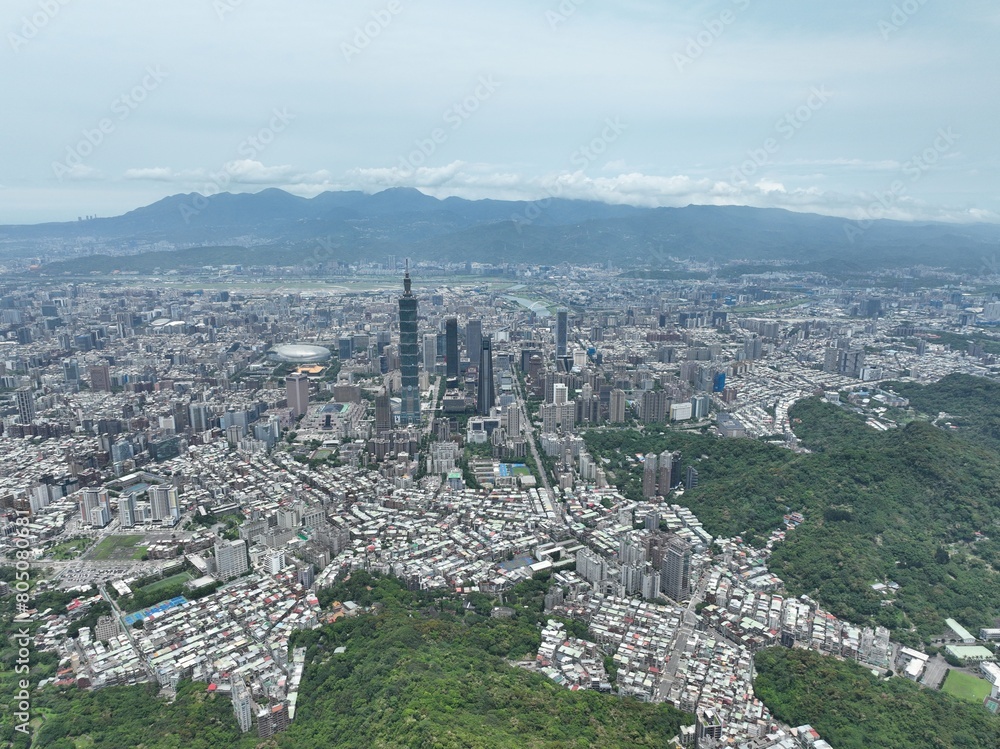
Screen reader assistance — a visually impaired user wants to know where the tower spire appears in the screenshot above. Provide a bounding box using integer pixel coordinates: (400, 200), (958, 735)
(403, 260), (412, 296)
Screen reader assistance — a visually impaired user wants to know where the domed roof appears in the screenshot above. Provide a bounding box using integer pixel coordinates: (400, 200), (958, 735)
(270, 344), (333, 362)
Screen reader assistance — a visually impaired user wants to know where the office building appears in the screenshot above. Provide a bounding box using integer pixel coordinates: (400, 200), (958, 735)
(14, 388), (35, 424)
(661, 537), (692, 602)
(374, 388), (392, 434)
(476, 335), (495, 416)
(215, 538), (250, 580)
(445, 317), (459, 383)
(555, 308), (569, 358)
(285, 373), (310, 417)
(422, 333), (437, 371)
(466, 319), (482, 364)
(89, 364), (112, 392)
(398, 269), (420, 425)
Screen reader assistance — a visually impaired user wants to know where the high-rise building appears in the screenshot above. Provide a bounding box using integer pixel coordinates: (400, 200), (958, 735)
(445, 317), (459, 383)
(149, 485), (181, 523)
(398, 270), (421, 425)
(119, 493), (137, 528)
(62, 358), (80, 384)
(285, 373), (310, 417)
(232, 679), (253, 734)
(476, 335), (495, 416)
(375, 389), (392, 434)
(14, 389), (35, 424)
(658, 450), (674, 495)
(422, 333), (437, 371)
(89, 364), (112, 393)
(609, 388), (626, 423)
(215, 538), (250, 580)
(661, 537), (692, 602)
(685, 466), (699, 491)
(80, 488), (111, 528)
(642, 453), (658, 499)
(466, 319), (482, 364)
(555, 308), (569, 358)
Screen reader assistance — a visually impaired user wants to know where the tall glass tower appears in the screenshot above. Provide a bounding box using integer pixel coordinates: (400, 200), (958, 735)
(398, 269), (420, 425)
(476, 335), (495, 416)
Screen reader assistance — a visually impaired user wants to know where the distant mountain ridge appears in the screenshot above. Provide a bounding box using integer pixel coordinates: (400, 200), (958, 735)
(4, 187), (999, 272)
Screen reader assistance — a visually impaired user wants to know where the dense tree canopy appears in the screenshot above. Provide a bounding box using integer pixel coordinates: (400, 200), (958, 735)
(754, 647), (1000, 749)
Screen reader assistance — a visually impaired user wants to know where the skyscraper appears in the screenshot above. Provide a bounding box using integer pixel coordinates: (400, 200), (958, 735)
(375, 388), (392, 434)
(555, 308), (569, 358)
(661, 537), (692, 602)
(285, 373), (310, 417)
(398, 269), (421, 425)
(466, 319), (482, 365)
(476, 335), (495, 416)
(14, 389), (35, 424)
(422, 333), (437, 371)
(609, 388), (626, 423)
(642, 453), (658, 499)
(445, 317), (459, 383)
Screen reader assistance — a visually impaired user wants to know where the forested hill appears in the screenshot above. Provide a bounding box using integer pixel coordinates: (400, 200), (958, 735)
(585, 397), (1000, 644)
(284, 572), (692, 748)
(8, 572), (692, 748)
(890, 373), (1000, 452)
(754, 647), (1000, 749)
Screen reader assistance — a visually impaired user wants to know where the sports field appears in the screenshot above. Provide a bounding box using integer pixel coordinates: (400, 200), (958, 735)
(139, 572), (194, 597)
(942, 670), (992, 704)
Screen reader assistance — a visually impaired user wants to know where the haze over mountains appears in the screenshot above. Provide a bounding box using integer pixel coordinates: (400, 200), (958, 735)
(4, 188), (1000, 274)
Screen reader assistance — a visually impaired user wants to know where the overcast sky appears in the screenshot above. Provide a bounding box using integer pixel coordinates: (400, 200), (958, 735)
(2, 0), (998, 224)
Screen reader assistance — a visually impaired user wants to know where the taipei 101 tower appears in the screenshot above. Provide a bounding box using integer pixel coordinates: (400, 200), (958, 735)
(398, 266), (420, 425)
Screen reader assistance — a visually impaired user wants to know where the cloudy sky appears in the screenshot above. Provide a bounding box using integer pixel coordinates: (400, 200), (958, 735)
(2, 0), (998, 224)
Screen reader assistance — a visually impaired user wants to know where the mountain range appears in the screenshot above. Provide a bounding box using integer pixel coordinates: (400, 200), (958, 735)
(3, 188), (999, 274)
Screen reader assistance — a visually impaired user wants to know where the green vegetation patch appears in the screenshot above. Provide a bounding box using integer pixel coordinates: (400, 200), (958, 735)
(90, 534), (147, 561)
(46, 537), (92, 560)
(942, 669), (993, 704)
(754, 647), (1000, 749)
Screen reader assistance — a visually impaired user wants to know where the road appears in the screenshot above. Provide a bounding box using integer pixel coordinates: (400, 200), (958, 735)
(512, 372), (553, 498)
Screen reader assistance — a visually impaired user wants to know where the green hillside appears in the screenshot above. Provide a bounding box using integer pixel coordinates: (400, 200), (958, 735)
(586, 397), (1000, 643)
(286, 611), (689, 748)
(754, 647), (1000, 749)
